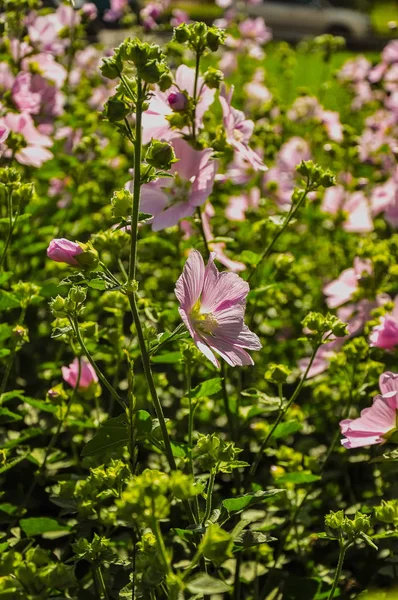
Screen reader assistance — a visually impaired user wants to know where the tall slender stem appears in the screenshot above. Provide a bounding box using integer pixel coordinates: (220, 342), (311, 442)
(202, 469), (216, 525)
(248, 341), (320, 480)
(0, 188), (20, 271)
(247, 184), (309, 283)
(151, 499), (170, 574)
(327, 541), (349, 600)
(95, 565), (109, 600)
(70, 315), (125, 411)
(221, 361), (235, 440)
(187, 361), (200, 523)
(129, 75), (143, 282)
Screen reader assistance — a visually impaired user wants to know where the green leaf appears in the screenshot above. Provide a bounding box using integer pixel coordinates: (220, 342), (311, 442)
(0, 427), (42, 449)
(187, 574), (231, 594)
(0, 408), (23, 424)
(172, 528), (196, 543)
(192, 378), (222, 398)
(151, 351), (181, 363)
(51, 325), (73, 339)
(21, 397), (58, 414)
(272, 420), (302, 439)
(241, 250), (261, 266)
(222, 489), (285, 514)
(0, 290), (20, 311)
(277, 472), (321, 484)
(135, 410), (152, 440)
(0, 349), (11, 359)
(81, 414), (129, 457)
(233, 530), (276, 550)
(87, 278), (107, 290)
(20, 517), (70, 537)
(0, 451), (30, 474)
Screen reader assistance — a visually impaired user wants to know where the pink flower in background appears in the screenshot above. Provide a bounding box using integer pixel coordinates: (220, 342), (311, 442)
(370, 297), (398, 350)
(141, 65), (215, 144)
(202, 202), (246, 272)
(62, 357), (98, 390)
(0, 64), (15, 91)
(382, 40), (398, 64)
(0, 112), (53, 167)
(341, 371), (398, 448)
(219, 51), (238, 77)
(81, 3), (98, 20)
(278, 137), (310, 170)
(47, 238), (83, 265)
(321, 110), (343, 142)
(323, 258), (372, 309)
(12, 73), (41, 113)
(322, 186), (373, 233)
(371, 167), (398, 227)
(0, 125), (9, 157)
(28, 5), (79, 54)
(226, 188), (260, 221)
(22, 53), (67, 88)
(219, 85), (266, 171)
(238, 18), (272, 45)
(175, 250), (261, 367)
(12, 72), (64, 117)
(129, 138), (217, 231)
(170, 9), (189, 27)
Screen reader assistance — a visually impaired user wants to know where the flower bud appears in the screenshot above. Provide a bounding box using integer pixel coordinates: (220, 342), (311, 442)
(50, 295), (67, 318)
(69, 287), (87, 304)
(173, 23), (189, 43)
(62, 357), (98, 390)
(146, 141), (177, 170)
(100, 57), (121, 80)
(47, 238), (83, 266)
(139, 60), (162, 83)
(74, 243), (99, 271)
(104, 97), (130, 122)
(167, 91), (187, 112)
(265, 363), (291, 384)
(203, 67), (224, 90)
(111, 189), (133, 218)
(206, 28), (224, 52)
(158, 72), (173, 92)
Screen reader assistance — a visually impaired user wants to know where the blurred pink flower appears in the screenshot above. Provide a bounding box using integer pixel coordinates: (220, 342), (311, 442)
(323, 258), (372, 309)
(238, 18), (272, 45)
(341, 371), (398, 448)
(170, 9), (189, 27)
(226, 188), (260, 222)
(0, 64), (15, 91)
(81, 3), (98, 20)
(175, 250), (261, 367)
(219, 85), (266, 171)
(202, 202), (246, 272)
(129, 138), (217, 231)
(62, 357), (98, 390)
(141, 65), (215, 144)
(47, 238), (83, 265)
(322, 186), (373, 233)
(370, 297), (398, 350)
(0, 112), (53, 167)
(371, 167), (398, 227)
(383, 40), (398, 64)
(28, 5), (79, 54)
(0, 125), (9, 157)
(22, 53), (67, 88)
(12, 72), (64, 117)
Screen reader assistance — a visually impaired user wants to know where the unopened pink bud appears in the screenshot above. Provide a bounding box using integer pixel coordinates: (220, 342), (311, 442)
(167, 91), (187, 112)
(47, 238), (83, 265)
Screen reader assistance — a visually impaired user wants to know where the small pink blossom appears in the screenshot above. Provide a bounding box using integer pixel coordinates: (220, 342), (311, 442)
(226, 188), (260, 222)
(47, 238), (83, 265)
(0, 112), (53, 167)
(219, 85), (266, 171)
(322, 186), (373, 233)
(167, 91), (187, 112)
(170, 9), (189, 27)
(238, 18), (272, 45)
(81, 3), (98, 20)
(131, 138), (217, 231)
(141, 65), (215, 144)
(370, 297), (398, 350)
(62, 357), (98, 390)
(175, 250), (261, 367)
(340, 371), (398, 448)
(323, 258), (372, 309)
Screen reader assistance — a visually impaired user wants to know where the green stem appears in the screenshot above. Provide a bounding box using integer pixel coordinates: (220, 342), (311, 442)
(149, 323), (186, 356)
(247, 184), (310, 283)
(187, 361), (200, 523)
(151, 500), (170, 574)
(196, 206), (210, 257)
(327, 541), (349, 600)
(221, 361), (235, 440)
(96, 565), (109, 600)
(191, 51), (201, 143)
(248, 341), (320, 480)
(70, 315), (125, 411)
(0, 188), (20, 271)
(202, 469), (216, 525)
(128, 75), (143, 282)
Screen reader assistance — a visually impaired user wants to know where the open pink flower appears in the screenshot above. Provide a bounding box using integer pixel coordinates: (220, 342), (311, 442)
(238, 18), (272, 45)
(175, 250), (261, 368)
(47, 238), (83, 265)
(62, 357), (98, 390)
(219, 85), (266, 171)
(141, 65), (215, 144)
(0, 112), (53, 167)
(130, 138), (217, 231)
(371, 167), (398, 227)
(370, 296), (398, 350)
(323, 258), (372, 309)
(322, 186), (373, 233)
(341, 371), (398, 448)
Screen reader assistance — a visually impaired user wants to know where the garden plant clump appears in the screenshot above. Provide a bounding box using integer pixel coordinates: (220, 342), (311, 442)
(1, 0), (398, 598)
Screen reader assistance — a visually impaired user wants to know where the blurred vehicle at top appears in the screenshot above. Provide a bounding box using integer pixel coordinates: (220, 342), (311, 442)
(239, 0), (372, 42)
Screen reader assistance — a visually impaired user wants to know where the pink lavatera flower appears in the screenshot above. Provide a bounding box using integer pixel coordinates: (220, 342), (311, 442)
(219, 85), (266, 171)
(128, 138), (217, 231)
(0, 112), (53, 167)
(175, 250), (261, 368)
(371, 167), (398, 227)
(341, 371), (398, 448)
(370, 296), (398, 350)
(323, 257), (372, 309)
(141, 65), (215, 144)
(322, 186), (373, 233)
(47, 238), (83, 265)
(62, 357), (98, 390)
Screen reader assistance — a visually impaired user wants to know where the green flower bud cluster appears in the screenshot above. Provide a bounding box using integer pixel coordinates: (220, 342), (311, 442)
(375, 500), (398, 526)
(145, 140), (177, 170)
(324, 510), (376, 549)
(313, 33), (346, 60)
(0, 166), (21, 187)
(296, 160), (335, 189)
(116, 469), (201, 524)
(194, 433), (246, 473)
(264, 363), (292, 384)
(104, 93), (130, 123)
(12, 281), (40, 309)
(50, 286), (87, 318)
(302, 311), (348, 342)
(203, 67), (224, 90)
(173, 22), (225, 54)
(73, 533), (117, 564)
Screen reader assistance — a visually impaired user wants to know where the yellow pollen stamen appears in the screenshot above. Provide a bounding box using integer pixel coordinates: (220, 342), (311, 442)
(190, 299), (218, 336)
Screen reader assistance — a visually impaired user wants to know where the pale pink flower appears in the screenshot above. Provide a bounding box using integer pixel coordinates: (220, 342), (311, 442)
(0, 112), (53, 167)
(0, 64), (15, 91)
(128, 138), (217, 231)
(370, 297), (398, 350)
(22, 53), (67, 88)
(341, 371), (398, 448)
(201, 202), (245, 273)
(175, 250), (261, 367)
(219, 51), (238, 77)
(141, 65), (215, 144)
(238, 18), (272, 45)
(81, 3), (98, 20)
(28, 5), (79, 54)
(0, 125), (9, 157)
(371, 167), (398, 227)
(62, 357), (98, 390)
(12, 72), (64, 117)
(226, 188), (260, 222)
(321, 110), (343, 142)
(170, 9), (189, 27)
(322, 186), (373, 233)
(323, 258), (372, 309)
(383, 40), (398, 65)
(47, 238), (83, 265)
(219, 85), (266, 171)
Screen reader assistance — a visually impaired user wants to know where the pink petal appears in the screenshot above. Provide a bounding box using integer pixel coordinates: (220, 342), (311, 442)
(175, 249), (205, 312)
